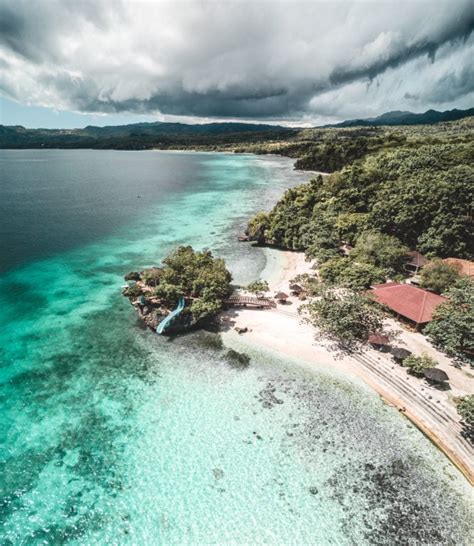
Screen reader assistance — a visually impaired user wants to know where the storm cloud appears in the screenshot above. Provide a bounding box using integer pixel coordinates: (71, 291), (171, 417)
(0, 0), (473, 123)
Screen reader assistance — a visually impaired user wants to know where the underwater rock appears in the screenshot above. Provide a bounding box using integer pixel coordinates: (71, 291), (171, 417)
(213, 468), (224, 480)
(225, 349), (250, 369)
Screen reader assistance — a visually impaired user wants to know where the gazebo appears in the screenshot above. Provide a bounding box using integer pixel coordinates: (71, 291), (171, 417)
(405, 251), (428, 275)
(391, 347), (412, 363)
(274, 291), (289, 304)
(368, 333), (390, 351)
(424, 368), (449, 384)
(289, 283), (303, 295)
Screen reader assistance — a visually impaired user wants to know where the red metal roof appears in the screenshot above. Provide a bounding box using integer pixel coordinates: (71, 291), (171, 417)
(370, 283), (448, 324)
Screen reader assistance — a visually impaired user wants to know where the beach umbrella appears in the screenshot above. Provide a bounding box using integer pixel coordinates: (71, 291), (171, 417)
(424, 368), (449, 383)
(289, 283), (303, 293)
(368, 333), (390, 346)
(391, 347), (412, 361)
(274, 291), (289, 301)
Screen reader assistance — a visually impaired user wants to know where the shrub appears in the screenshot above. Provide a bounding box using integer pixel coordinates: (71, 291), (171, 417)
(246, 280), (269, 295)
(420, 260), (462, 294)
(403, 353), (437, 377)
(455, 395), (474, 427)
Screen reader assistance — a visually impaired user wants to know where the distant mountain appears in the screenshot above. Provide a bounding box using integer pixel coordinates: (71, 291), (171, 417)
(0, 121), (296, 149)
(324, 107), (474, 128)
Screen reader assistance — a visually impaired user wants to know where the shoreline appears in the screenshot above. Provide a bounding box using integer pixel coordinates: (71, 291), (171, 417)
(221, 248), (474, 485)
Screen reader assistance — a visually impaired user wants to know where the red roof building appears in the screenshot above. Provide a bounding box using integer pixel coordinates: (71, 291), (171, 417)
(370, 283), (448, 327)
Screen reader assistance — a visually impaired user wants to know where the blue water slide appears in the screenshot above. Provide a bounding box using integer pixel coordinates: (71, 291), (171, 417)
(156, 296), (185, 334)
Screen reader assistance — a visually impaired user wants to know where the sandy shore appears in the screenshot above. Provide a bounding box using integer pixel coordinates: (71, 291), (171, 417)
(221, 248), (474, 484)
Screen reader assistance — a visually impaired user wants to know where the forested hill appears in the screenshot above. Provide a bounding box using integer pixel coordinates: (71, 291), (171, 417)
(246, 117), (473, 262)
(1, 107), (473, 150)
(0, 121), (296, 149)
(324, 107), (474, 127)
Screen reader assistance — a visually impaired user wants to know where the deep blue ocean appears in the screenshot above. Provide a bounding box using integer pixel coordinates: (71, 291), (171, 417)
(0, 149), (472, 545)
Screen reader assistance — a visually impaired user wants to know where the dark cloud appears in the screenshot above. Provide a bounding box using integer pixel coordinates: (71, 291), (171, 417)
(0, 0), (473, 122)
(428, 64), (474, 103)
(329, 13), (474, 88)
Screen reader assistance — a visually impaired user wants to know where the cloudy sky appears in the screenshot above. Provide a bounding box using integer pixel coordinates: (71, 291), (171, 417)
(0, 0), (473, 128)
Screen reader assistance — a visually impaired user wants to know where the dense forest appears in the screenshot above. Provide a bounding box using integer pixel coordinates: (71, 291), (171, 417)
(246, 117), (473, 263)
(244, 117), (473, 362)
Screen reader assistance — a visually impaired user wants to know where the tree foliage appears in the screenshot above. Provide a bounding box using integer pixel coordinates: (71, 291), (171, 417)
(455, 395), (474, 427)
(246, 280), (269, 295)
(350, 231), (408, 276)
(246, 212), (271, 244)
(402, 353), (437, 377)
(301, 288), (386, 352)
(291, 273), (325, 297)
(150, 246), (232, 324)
(246, 128), (474, 261)
(420, 260), (462, 294)
(424, 277), (474, 362)
(319, 257), (386, 290)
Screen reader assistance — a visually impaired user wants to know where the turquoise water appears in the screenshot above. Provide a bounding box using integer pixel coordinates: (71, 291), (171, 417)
(0, 150), (472, 544)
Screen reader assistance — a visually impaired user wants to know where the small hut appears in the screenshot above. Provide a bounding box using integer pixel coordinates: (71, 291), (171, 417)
(339, 244), (353, 257)
(289, 283), (303, 295)
(424, 368), (449, 384)
(391, 347), (412, 363)
(368, 333), (390, 351)
(274, 291), (289, 304)
(405, 251), (428, 275)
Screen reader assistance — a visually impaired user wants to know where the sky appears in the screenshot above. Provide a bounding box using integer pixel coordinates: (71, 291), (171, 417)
(0, 0), (473, 128)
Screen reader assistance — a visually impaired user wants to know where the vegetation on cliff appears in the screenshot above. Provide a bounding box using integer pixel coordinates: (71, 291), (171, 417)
(247, 136), (473, 261)
(123, 246), (232, 331)
(246, 119), (473, 302)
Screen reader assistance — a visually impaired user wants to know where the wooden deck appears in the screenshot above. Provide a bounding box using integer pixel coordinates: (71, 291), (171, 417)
(224, 295), (273, 308)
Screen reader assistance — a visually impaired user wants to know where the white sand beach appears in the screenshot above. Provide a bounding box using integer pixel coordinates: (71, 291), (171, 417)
(221, 248), (474, 484)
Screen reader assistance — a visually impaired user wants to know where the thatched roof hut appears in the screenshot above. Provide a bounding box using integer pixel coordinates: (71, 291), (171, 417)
(424, 368), (449, 383)
(289, 283), (303, 294)
(391, 347), (412, 362)
(274, 291), (289, 301)
(368, 333), (390, 349)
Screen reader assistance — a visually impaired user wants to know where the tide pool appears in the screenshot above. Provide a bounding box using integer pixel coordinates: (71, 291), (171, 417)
(0, 150), (472, 544)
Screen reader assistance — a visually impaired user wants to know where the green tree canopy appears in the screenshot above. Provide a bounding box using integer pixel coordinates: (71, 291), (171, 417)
(424, 277), (474, 362)
(151, 246), (232, 325)
(245, 135), (473, 262)
(402, 353), (437, 377)
(246, 280), (269, 295)
(350, 231), (408, 276)
(455, 395), (474, 427)
(301, 288), (386, 352)
(246, 211), (271, 244)
(319, 257), (386, 290)
(420, 260), (462, 294)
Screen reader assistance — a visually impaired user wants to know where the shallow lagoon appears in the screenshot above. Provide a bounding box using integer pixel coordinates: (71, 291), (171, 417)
(0, 150), (472, 544)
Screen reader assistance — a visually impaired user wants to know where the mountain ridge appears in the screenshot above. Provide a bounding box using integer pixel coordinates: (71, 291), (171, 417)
(322, 107), (474, 127)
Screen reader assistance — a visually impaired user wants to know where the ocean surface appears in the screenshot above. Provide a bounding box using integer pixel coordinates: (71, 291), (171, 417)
(0, 149), (472, 545)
